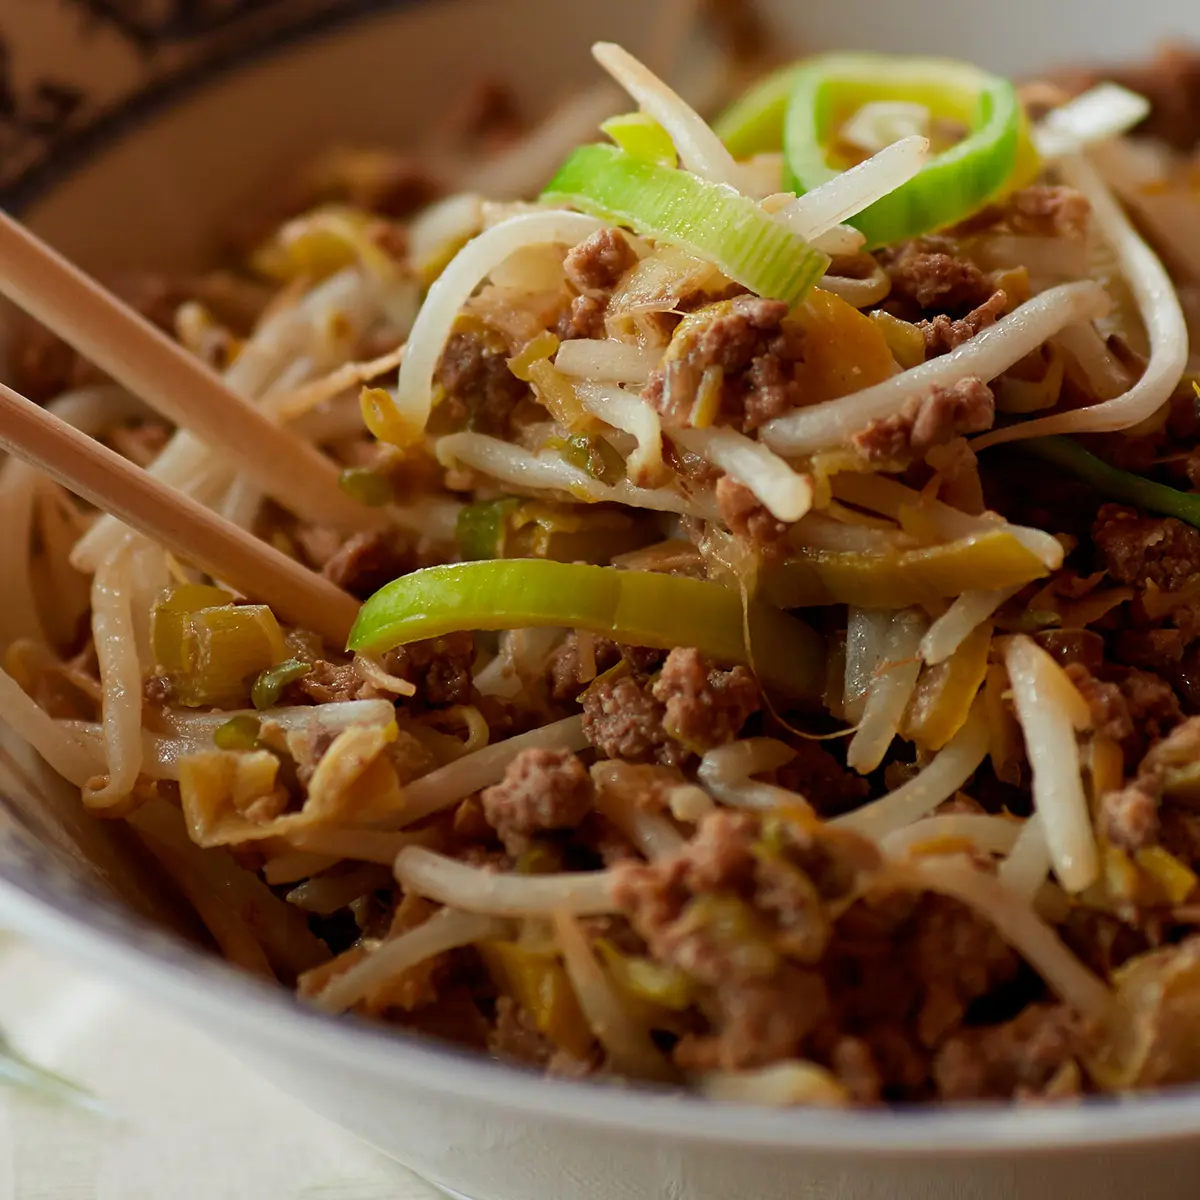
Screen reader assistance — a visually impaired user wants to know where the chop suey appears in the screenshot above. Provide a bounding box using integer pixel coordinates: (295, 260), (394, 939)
(8, 18), (1200, 1107)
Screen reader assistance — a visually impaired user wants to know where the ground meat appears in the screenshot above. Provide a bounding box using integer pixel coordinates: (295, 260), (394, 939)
(742, 352), (805, 430)
(480, 747), (594, 853)
(385, 632), (476, 707)
(1033, 628), (1106, 672)
(640, 296), (803, 432)
(320, 531), (413, 599)
(754, 853), (831, 964)
(649, 648), (760, 752)
(563, 229), (637, 295)
(1162, 806), (1200, 870)
(674, 966), (829, 1071)
(1101, 783), (1161, 853)
(144, 675), (174, 706)
(1094, 717), (1200, 862)
(549, 635), (613, 703)
(547, 636), (664, 703)
(1003, 186), (1092, 239)
(1064, 663), (1134, 744)
(581, 672), (685, 766)
(615, 810), (875, 979)
(954, 186), (1092, 240)
(852, 378), (994, 463)
(1120, 667), (1185, 750)
(554, 293), (609, 341)
(856, 1024), (931, 1098)
(908, 895), (1022, 1047)
(487, 997), (556, 1067)
(679, 809), (759, 892)
(1092, 504), (1200, 592)
(1066, 662), (1182, 762)
(1115, 628), (1188, 670)
(933, 1004), (1090, 1101)
(880, 237), (994, 313)
(1141, 714), (1200, 777)
(291, 660), (371, 705)
(826, 892), (1020, 1053)
(716, 476), (791, 556)
(830, 1036), (884, 1105)
(773, 741), (870, 818)
(919, 290), (1008, 357)
(435, 329), (529, 436)
(614, 813), (763, 983)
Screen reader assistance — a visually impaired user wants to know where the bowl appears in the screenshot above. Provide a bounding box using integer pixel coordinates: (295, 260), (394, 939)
(1, 3), (1199, 1198)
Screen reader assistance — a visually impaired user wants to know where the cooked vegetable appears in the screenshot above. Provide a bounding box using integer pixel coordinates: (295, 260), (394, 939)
(251, 205), (390, 284)
(713, 63), (803, 157)
(902, 621), (992, 752)
(150, 584), (235, 674)
(454, 497), (649, 563)
(213, 713), (262, 751)
(1005, 635), (1098, 894)
(251, 658), (314, 710)
(478, 940), (593, 1058)
(837, 699), (991, 839)
(455, 497), (523, 560)
(542, 144), (829, 304)
(594, 939), (697, 1011)
(783, 53), (1025, 245)
(1015, 436), (1200, 530)
(350, 561), (826, 697)
(601, 112), (678, 166)
(151, 586), (287, 708)
(700, 1061), (850, 1107)
(338, 466), (395, 508)
(755, 528), (1051, 610)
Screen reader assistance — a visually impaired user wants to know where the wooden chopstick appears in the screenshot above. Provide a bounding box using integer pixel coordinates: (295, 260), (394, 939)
(0, 209), (375, 534)
(0, 378), (359, 647)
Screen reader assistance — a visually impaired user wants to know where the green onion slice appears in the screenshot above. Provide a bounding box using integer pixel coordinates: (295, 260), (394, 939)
(252, 658), (314, 710)
(601, 112), (678, 166)
(1015, 437), (1200, 530)
(713, 64), (803, 159)
(350, 560), (825, 698)
(542, 143), (829, 306)
(783, 53), (1023, 247)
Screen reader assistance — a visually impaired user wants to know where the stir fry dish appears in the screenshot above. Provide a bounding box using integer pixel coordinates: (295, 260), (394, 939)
(8, 30), (1200, 1108)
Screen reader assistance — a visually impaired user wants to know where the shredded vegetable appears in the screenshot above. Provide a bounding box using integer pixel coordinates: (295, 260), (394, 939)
(1014, 437), (1200, 530)
(783, 53), (1024, 245)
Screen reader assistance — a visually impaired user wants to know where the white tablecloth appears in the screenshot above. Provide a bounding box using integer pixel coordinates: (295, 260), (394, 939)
(0, 937), (443, 1199)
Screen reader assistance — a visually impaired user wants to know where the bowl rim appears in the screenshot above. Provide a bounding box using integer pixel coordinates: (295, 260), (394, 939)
(2, 868), (1198, 1157)
(4, 0), (1199, 1160)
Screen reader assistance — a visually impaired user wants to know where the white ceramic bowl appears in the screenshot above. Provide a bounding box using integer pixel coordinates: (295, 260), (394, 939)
(2, 3), (1200, 1198)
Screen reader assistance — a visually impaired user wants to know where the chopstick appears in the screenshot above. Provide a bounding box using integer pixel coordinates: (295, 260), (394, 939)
(0, 209), (376, 534)
(0, 378), (359, 647)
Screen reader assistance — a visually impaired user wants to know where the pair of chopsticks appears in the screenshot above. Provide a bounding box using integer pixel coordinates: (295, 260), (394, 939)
(0, 211), (363, 647)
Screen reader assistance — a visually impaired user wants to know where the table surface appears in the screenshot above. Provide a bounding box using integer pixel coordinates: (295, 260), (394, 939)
(0, 937), (443, 1200)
